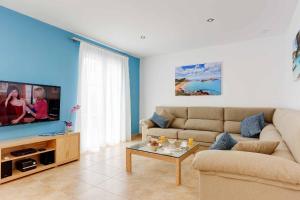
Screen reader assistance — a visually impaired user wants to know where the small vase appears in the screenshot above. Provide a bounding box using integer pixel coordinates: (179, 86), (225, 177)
(65, 121), (73, 133)
(66, 125), (73, 133)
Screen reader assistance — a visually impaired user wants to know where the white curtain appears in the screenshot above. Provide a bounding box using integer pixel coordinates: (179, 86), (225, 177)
(76, 42), (131, 152)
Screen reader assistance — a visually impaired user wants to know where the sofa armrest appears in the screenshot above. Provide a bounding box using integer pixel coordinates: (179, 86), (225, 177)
(192, 150), (300, 186)
(141, 119), (155, 141)
(141, 119), (155, 129)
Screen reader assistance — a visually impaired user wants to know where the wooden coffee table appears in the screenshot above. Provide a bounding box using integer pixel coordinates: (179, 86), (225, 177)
(126, 140), (200, 185)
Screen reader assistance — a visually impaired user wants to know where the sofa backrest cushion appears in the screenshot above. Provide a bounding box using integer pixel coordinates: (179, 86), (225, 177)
(185, 107), (224, 132)
(273, 108), (300, 163)
(224, 121), (241, 134)
(188, 107), (224, 120)
(185, 119), (224, 132)
(156, 106), (187, 129)
(224, 107), (275, 134)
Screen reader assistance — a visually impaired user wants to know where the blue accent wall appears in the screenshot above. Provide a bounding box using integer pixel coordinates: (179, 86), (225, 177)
(129, 57), (140, 135)
(0, 6), (140, 140)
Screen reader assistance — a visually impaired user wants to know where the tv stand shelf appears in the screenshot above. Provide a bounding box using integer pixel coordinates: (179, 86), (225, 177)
(1, 148), (55, 162)
(0, 132), (80, 184)
(1, 163), (56, 183)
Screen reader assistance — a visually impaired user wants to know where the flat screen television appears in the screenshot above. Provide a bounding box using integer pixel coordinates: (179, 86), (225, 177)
(0, 81), (60, 127)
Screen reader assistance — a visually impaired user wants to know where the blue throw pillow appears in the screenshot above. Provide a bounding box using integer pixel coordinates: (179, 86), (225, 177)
(241, 113), (265, 138)
(257, 113), (265, 129)
(210, 132), (237, 150)
(150, 112), (169, 128)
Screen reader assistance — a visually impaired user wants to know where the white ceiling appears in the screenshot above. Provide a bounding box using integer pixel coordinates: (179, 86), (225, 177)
(1, 0), (298, 58)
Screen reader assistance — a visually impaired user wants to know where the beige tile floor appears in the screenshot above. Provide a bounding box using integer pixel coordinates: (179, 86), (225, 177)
(0, 140), (199, 200)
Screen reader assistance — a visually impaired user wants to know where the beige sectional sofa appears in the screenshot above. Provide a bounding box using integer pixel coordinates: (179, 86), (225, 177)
(142, 106), (300, 199)
(142, 106), (274, 147)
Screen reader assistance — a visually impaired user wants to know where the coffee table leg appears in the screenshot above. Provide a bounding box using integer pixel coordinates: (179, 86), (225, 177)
(126, 149), (132, 173)
(176, 159), (181, 185)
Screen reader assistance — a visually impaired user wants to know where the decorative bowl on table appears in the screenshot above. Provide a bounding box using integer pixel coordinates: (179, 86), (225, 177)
(167, 139), (177, 150)
(168, 139), (177, 145)
(148, 139), (161, 151)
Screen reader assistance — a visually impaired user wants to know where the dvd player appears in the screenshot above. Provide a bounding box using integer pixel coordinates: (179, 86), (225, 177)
(11, 148), (37, 157)
(16, 158), (37, 172)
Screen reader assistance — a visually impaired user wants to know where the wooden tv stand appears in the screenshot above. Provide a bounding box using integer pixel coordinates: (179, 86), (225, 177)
(0, 132), (80, 184)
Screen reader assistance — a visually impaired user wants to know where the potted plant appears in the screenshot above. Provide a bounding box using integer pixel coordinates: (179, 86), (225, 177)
(64, 104), (80, 133)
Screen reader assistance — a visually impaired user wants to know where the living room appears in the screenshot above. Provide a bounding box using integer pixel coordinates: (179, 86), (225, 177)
(0, 0), (300, 200)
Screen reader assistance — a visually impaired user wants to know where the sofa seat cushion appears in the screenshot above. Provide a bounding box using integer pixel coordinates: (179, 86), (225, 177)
(178, 130), (220, 143)
(147, 128), (182, 139)
(217, 133), (259, 142)
(260, 124), (295, 161)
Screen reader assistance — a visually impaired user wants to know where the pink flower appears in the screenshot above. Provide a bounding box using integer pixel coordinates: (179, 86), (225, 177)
(66, 105), (80, 126)
(71, 105), (80, 113)
(64, 121), (72, 126)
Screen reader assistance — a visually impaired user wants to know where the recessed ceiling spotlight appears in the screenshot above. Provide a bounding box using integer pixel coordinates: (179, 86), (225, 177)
(261, 29), (270, 34)
(140, 35), (146, 39)
(206, 18), (215, 22)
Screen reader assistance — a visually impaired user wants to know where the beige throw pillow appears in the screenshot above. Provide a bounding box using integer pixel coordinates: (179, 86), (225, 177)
(158, 110), (175, 128)
(232, 141), (279, 155)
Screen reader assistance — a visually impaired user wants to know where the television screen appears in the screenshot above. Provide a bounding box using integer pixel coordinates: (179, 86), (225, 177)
(0, 81), (60, 127)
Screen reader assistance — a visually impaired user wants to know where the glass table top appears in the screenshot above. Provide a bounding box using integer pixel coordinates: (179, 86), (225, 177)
(127, 140), (200, 158)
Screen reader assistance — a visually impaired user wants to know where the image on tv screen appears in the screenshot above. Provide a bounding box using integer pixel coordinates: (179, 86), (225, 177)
(0, 81), (60, 127)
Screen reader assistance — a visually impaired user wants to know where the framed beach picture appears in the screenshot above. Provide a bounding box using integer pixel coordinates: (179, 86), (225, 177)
(293, 30), (300, 81)
(175, 62), (222, 96)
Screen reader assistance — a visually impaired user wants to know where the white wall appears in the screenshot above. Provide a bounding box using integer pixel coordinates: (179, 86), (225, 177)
(140, 36), (285, 119)
(281, 2), (300, 110)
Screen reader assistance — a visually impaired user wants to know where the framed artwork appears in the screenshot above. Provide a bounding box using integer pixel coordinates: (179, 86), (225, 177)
(293, 30), (300, 81)
(175, 62), (222, 96)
